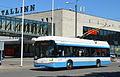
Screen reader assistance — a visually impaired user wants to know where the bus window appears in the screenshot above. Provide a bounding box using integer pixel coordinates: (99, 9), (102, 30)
(73, 47), (79, 57)
(72, 48), (76, 57)
(57, 46), (73, 57)
(101, 49), (110, 57)
(91, 48), (100, 57)
(79, 50), (84, 56)
(56, 46), (63, 57)
(73, 47), (84, 57)
(91, 49), (97, 57)
(64, 47), (72, 57)
(34, 41), (55, 58)
(91, 48), (110, 57)
(84, 48), (90, 57)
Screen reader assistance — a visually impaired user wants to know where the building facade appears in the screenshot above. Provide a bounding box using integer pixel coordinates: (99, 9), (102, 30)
(15, 9), (120, 55)
(0, 15), (53, 57)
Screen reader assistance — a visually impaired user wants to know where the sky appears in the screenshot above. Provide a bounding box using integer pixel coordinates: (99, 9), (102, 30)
(0, 0), (120, 21)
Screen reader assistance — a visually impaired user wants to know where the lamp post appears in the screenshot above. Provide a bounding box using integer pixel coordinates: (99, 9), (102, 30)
(21, 0), (24, 67)
(52, 0), (54, 36)
(75, 0), (78, 37)
(66, 0), (79, 37)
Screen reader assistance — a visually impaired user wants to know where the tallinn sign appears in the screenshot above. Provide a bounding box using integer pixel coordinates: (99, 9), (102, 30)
(0, 4), (35, 15)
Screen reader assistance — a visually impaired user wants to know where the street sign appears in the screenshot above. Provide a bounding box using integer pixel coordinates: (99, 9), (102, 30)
(0, 41), (4, 51)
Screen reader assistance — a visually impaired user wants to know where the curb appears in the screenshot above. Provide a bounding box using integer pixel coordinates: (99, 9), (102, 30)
(0, 65), (34, 70)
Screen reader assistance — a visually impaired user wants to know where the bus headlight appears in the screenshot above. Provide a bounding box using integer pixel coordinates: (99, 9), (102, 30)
(34, 60), (37, 63)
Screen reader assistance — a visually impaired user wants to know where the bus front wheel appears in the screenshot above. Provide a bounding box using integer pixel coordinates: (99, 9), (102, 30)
(67, 61), (73, 70)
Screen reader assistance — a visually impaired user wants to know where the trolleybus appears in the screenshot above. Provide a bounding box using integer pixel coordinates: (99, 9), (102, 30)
(33, 36), (111, 69)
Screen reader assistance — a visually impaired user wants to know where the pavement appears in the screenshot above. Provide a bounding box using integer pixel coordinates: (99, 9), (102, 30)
(0, 57), (35, 70)
(0, 56), (120, 70)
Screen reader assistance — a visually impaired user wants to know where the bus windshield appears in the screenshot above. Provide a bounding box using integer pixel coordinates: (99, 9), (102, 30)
(34, 41), (55, 59)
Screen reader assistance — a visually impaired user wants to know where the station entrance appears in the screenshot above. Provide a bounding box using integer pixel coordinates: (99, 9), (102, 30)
(4, 40), (34, 57)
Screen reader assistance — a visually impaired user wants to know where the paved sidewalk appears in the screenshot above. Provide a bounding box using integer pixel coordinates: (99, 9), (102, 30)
(0, 57), (34, 70)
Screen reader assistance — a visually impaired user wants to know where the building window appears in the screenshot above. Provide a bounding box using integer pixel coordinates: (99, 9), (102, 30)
(46, 18), (48, 22)
(83, 26), (120, 56)
(89, 19), (91, 23)
(97, 21), (99, 24)
(41, 18), (44, 22)
(51, 17), (52, 22)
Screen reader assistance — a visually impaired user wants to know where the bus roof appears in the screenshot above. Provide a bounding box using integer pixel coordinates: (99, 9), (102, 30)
(32, 36), (110, 48)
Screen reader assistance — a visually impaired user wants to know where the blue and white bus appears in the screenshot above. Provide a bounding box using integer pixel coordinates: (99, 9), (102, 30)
(33, 36), (111, 69)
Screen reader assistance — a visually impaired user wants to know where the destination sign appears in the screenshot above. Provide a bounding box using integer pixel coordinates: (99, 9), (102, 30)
(41, 43), (48, 45)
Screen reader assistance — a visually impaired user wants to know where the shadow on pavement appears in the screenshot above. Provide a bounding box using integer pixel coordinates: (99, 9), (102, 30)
(30, 66), (108, 71)
(30, 67), (67, 71)
(81, 72), (120, 77)
(36, 72), (120, 77)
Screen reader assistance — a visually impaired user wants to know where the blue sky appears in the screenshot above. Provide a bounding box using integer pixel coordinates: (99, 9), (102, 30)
(0, 0), (120, 21)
